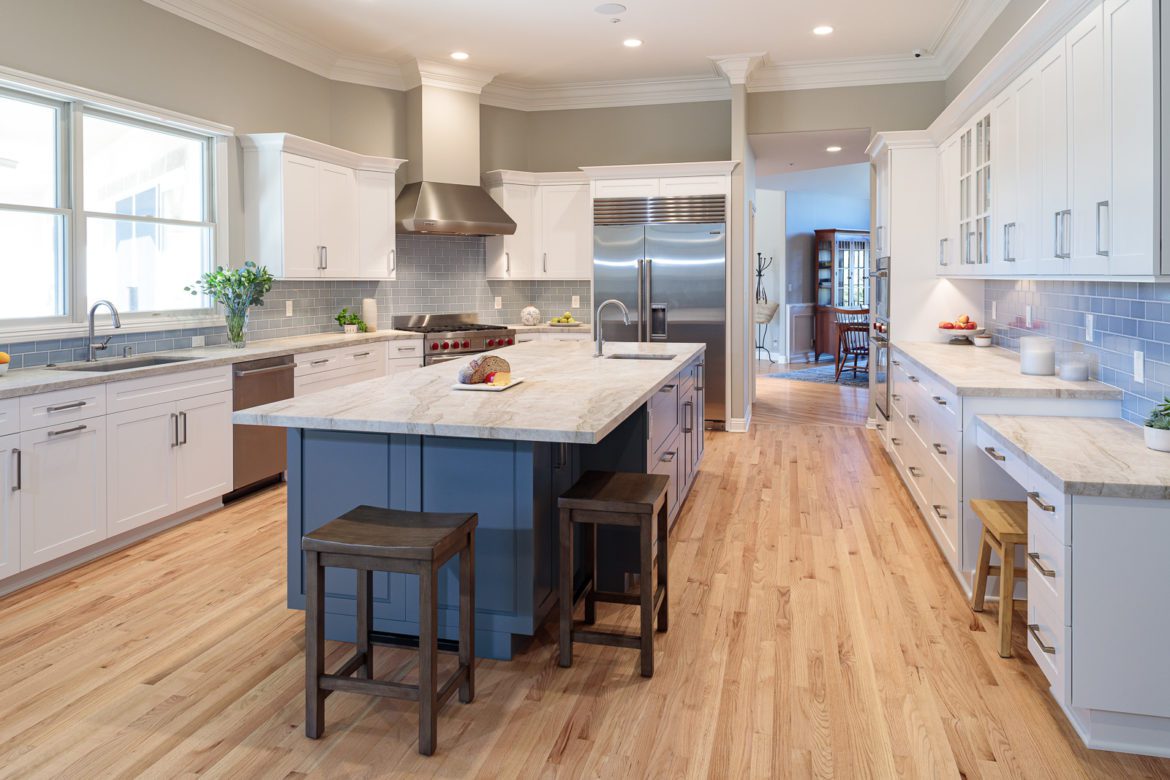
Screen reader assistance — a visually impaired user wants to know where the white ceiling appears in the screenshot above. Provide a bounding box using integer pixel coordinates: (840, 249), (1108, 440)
(757, 162), (872, 200)
(751, 128), (872, 177)
(144, 0), (1011, 109)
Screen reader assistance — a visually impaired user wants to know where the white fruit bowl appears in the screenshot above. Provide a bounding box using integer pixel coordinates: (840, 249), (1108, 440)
(938, 326), (984, 343)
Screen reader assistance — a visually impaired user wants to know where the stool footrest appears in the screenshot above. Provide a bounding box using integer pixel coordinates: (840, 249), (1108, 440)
(321, 674), (420, 702)
(438, 666), (470, 706)
(573, 626), (642, 650)
(593, 589), (640, 605)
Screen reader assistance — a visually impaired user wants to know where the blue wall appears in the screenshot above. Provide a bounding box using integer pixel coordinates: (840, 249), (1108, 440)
(986, 280), (1170, 424)
(785, 192), (871, 304)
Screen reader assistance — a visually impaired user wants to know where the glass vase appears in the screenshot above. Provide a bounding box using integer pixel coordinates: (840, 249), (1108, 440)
(225, 306), (250, 348)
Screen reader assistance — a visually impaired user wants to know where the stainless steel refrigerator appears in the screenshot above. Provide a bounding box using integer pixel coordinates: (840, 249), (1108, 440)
(594, 197), (727, 425)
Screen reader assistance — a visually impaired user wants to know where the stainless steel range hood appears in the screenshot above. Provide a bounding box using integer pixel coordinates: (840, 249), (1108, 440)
(393, 62), (516, 236)
(396, 181), (516, 236)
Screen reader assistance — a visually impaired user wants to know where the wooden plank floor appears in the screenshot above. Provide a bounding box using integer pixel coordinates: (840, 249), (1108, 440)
(1, 381), (1168, 778)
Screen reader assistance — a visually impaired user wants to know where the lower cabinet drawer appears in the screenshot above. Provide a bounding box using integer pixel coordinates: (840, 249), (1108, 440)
(926, 461), (960, 563)
(1027, 589), (1069, 703)
(648, 379), (680, 456)
(975, 425), (1034, 491)
(1027, 521), (1069, 622)
(385, 340), (423, 361)
(21, 385), (106, 430)
(1026, 481), (1068, 546)
(0, 399), (18, 437)
(649, 435), (681, 522)
(295, 363), (384, 396)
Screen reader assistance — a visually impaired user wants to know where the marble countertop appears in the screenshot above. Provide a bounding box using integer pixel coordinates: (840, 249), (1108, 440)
(893, 341), (1122, 400)
(233, 340), (705, 444)
(975, 415), (1170, 500)
(0, 330), (420, 401)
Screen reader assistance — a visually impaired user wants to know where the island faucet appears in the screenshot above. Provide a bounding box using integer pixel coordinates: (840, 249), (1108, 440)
(594, 298), (631, 358)
(87, 300), (122, 362)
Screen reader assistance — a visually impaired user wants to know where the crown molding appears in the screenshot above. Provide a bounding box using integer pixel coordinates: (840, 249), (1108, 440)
(579, 160), (740, 180)
(930, 0), (1013, 75)
(239, 133), (407, 172)
(866, 130), (934, 159)
(481, 75), (731, 111)
(405, 60), (497, 95)
(482, 170), (588, 187)
(749, 54), (947, 92)
(709, 53), (766, 85)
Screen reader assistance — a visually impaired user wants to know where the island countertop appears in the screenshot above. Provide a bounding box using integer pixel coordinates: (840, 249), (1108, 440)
(233, 340), (705, 444)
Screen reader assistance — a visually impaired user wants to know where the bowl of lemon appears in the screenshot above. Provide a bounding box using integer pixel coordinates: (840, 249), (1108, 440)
(0, 351), (10, 376)
(549, 312), (581, 327)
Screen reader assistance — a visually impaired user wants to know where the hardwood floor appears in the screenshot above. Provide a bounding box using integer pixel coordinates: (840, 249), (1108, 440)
(1, 400), (1168, 777)
(753, 369), (871, 427)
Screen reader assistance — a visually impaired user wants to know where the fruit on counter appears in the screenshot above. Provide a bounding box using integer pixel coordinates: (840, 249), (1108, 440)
(458, 354), (512, 384)
(940, 315), (978, 330)
(549, 311), (577, 325)
(939, 321), (955, 329)
(0, 352), (9, 364)
(957, 314), (970, 324)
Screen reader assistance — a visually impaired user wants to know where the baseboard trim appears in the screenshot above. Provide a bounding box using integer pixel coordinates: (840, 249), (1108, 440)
(726, 415), (751, 433)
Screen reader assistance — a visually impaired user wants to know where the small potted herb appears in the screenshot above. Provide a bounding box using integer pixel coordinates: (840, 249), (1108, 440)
(185, 261), (275, 348)
(335, 308), (367, 335)
(1144, 397), (1170, 452)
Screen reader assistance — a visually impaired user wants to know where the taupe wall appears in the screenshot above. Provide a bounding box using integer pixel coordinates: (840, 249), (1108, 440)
(747, 82), (948, 137)
(481, 101), (732, 172)
(946, 0), (1046, 102)
(0, 0), (407, 262)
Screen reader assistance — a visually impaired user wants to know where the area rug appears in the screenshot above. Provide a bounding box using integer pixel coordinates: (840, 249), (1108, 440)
(767, 362), (869, 388)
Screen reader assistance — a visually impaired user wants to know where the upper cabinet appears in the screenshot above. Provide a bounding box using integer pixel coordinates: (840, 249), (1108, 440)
(483, 171), (592, 281)
(241, 134), (406, 281)
(934, 0), (1163, 280)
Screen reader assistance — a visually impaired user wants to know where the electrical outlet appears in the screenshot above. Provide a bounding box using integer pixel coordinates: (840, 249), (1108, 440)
(571, 295), (580, 308)
(191, 335), (205, 348)
(991, 301), (997, 321)
(494, 296), (502, 310)
(1135, 351), (1145, 383)
(285, 300), (293, 317)
(1085, 313), (1094, 343)
(1025, 304), (1033, 329)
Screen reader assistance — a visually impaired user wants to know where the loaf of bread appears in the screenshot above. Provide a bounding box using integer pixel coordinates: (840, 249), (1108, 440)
(457, 355), (511, 384)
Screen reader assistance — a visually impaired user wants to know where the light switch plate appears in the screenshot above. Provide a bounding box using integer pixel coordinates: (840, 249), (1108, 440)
(1025, 304), (1033, 329)
(286, 300), (294, 316)
(1085, 313), (1094, 343)
(991, 301), (997, 321)
(191, 335), (205, 347)
(494, 296), (502, 310)
(1135, 351), (1145, 383)
(571, 295), (580, 308)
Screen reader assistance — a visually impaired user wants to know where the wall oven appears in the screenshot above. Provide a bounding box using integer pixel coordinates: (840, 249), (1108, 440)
(870, 256), (891, 419)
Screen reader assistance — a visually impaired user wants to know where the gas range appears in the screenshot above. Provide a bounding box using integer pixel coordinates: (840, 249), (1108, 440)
(390, 314), (515, 365)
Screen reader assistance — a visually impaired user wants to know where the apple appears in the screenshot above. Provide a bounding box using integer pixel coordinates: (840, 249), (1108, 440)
(964, 322), (978, 330)
(940, 322), (955, 330)
(957, 314), (970, 324)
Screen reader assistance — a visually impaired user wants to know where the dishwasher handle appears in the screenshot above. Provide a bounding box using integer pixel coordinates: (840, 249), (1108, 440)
(233, 364), (295, 378)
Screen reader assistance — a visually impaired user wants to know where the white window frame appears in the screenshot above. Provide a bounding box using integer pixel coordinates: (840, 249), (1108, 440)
(0, 65), (232, 342)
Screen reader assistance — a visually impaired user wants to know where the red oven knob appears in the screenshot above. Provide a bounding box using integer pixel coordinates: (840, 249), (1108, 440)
(486, 339), (495, 347)
(462, 340), (470, 348)
(431, 342), (439, 350)
(506, 337), (514, 345)
(441, 341), (449, 350)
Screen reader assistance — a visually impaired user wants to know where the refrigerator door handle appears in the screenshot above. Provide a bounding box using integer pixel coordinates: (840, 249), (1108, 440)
(636, 258), (645, 342)
(644, 258), (653, 342)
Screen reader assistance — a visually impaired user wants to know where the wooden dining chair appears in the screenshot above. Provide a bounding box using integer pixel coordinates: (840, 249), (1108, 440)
(833, 310), (870, 382)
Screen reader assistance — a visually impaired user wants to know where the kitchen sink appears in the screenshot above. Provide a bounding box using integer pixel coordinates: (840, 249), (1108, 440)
(49, 355), (200, 372)
(605, 353), (677, 361)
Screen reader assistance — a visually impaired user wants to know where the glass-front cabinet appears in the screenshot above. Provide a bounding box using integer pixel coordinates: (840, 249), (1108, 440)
(812, 228), (870, 360)
(958, 112), (992, 272)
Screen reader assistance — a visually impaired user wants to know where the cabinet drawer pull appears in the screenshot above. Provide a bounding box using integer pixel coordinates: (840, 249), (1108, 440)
(310, 359), (330, 367)
(891, 394), (902, 402)
(11, 448), (21, 492)
(696, 362), (704, 391)
(984, 446), (1006, 462)
(397, 346), (416, 352)
(661, 451), (676, 463)
(892, 360), (901, 367)
(353, 352), (372, 359)
(908, 466), (924, 477)
(933, 443), (948, 456)
(180, 411), (188, 445)
(46, 400), (87, 413)
(1027, 624), (1056, 654)
(890, 437), (902, 446)
(931, 395), (947, 406)
(908, 414), (920, 424)
(48, 424), (87, 438)
(875, 423), (885, 431)
(1027, 491), (1056, 513)
(1027, 552), (1056, 578)
(659, 384), (676, 393)
(908, 376), (920, 383)
(682, 400), (694, 434)
(931, 504), (949, 520)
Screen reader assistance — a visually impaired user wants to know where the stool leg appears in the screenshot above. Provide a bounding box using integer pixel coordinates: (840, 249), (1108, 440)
(971, 529), (992, 613)
(459, 530), (475, 704)
(559, 509), (573, 668)
(305, 550), (326, 739)
(998, 542), (1016, 658)
(418, 565), (439, 756)
(656, 503), (668, 633)
(356, 569), (373, 679)
(639, 514), (654, 678)
(583, 522), (597, 626)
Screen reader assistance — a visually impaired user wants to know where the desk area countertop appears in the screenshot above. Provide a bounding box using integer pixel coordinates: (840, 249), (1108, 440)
(975, 415), (1170, 500)
(893, 342), (1122, 400)
(233, 340), (705, 444)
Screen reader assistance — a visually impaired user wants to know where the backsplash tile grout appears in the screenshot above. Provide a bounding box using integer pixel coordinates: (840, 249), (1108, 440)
(0, 236), (592, 369)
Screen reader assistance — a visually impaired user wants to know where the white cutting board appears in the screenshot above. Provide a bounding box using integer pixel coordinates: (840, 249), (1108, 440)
(450, 378), (526, 392)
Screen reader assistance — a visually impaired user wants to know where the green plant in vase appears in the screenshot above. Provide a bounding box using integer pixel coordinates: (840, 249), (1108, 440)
(1145, 397), (1170, 452)
(185, 261), (275, 348)
(334, 308), (368, 334)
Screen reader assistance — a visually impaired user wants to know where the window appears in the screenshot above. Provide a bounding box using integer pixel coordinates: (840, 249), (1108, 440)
(0, 79), (223, 331)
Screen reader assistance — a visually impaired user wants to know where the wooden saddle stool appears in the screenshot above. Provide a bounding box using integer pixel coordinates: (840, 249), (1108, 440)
(970, 499), (1028, 658)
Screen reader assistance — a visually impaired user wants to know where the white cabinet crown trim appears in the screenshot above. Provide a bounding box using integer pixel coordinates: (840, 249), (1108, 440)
(482, 170), (588, 187)
(579, 161), (739, 180)
(240, 133), (406, 173)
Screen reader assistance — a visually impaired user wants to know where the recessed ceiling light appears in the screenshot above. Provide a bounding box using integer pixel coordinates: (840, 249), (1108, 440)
(826, 145), (842, 153)
(623, 38), (643, 48)
(450, 51), (469, 61)
(813, 25), (834, 36)
(595, 3), (626, 14)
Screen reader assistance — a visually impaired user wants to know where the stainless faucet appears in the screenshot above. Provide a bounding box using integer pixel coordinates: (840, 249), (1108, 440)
(87, 300), (122, 361)
(594, 298), (631, 358)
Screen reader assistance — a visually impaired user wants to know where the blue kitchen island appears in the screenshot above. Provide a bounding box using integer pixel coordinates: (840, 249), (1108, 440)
(234, 340), (706, 659)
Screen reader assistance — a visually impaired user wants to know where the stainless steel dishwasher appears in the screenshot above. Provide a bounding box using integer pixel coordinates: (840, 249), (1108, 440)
(230, 355), (295, 498)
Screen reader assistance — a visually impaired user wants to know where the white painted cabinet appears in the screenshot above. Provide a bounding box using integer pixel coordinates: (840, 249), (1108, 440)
(1037, 39), (1070, 274)
(936, 137), (960, 271)
(242, 133), (405, 281)
(1066, 5), (1109, 275)
(106, 402), (178, 535)
(0, 434), (19, 581)
(874, 150), (891, 258)
(294, 343), (388, 396)
(484, 172), (591, 280)
(1012, 65), (1043, 275)
(991, 88), (1019, 274)
(19, 417), (107, 569)
(175, 391), (234, 509)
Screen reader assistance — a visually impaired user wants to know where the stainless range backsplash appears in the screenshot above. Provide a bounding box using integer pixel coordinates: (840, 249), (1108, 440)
(985, 279), (1170, 424)
(0, 235), (592, 369)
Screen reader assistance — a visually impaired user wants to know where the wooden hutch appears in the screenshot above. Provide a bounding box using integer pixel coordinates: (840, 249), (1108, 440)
(812, 228), (870, 360)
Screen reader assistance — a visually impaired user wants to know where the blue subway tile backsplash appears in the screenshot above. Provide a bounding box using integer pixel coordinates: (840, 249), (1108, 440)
(986, 279), (1170, 425)
(0, 236), (592, 370)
